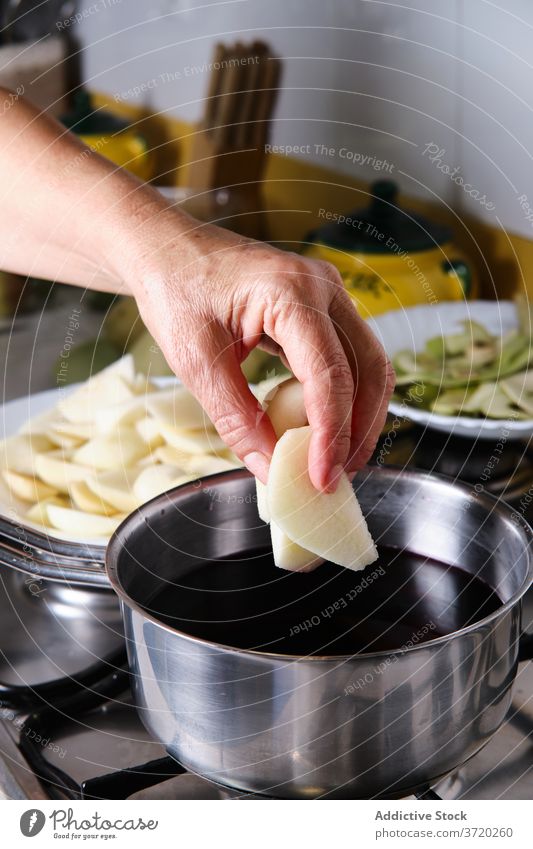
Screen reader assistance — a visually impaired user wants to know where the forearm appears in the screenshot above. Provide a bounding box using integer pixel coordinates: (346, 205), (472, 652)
(0, 92), (393, 489)
(0, 88), (195, 292)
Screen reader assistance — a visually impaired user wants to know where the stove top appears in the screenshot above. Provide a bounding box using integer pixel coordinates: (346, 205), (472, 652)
(1, 419), (532, 801)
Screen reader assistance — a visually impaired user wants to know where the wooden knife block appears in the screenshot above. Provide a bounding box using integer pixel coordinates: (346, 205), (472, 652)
(186, 135), (268, 239)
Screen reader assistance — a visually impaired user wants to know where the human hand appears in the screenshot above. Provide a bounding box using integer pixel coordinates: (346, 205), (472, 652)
(125, 216), (395, 491)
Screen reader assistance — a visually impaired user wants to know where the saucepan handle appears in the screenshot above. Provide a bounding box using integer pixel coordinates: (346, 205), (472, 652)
(518, 632), (533, 661)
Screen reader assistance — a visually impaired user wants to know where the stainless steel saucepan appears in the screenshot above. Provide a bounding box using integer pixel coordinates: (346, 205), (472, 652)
(106, 466), (533, 799)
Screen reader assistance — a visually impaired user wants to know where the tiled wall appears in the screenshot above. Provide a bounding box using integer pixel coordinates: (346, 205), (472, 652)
(77, 0), (533, 240)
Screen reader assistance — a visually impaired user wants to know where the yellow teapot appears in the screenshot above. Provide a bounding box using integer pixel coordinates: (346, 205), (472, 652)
(61, 91), (153, 182)
(303, 180), (478, 318)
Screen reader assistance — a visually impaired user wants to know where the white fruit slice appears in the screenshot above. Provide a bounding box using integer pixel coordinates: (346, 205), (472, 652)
(270, 521), (324, 573)
(86, 469), (141, 513)
(133, 465), (194, 502)
(73, 428), (148, 471)
(253, 373), (292, 405)
(136, 416), (164, 448)
(2, 469), (57, 503)
(183, 453), (239, 476)
(0, 433), (54, 474)
(47, 422), (96, 450)
(268, 426), (377, 571)
(58, 355), (136, 423)
(46, 429), (85, 450)
(69, 480), (116, 515)
(46, 504), (126, 537)
(131, 374), (157, 395)
(154, 444), (191, 467)
(26, 496), (69, 527)
(20, 407), (58, 436)
(34, 451), (91, 493)
(51, 421), (95, 440)
(256, 479), (270, 523)
(263, 377), (307, 437)
(94, 395), (149, 435)
(159, 424), (226, 453)
(146, 386), (212, 430)
(254, 378), (307, 524)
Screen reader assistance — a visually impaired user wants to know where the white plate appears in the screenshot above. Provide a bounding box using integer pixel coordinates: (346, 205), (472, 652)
(367, 300), (533, 440)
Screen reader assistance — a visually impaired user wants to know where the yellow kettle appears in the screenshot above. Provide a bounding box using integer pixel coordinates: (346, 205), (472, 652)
(61, 90), (153, 182)
(303, 180), (478, 318)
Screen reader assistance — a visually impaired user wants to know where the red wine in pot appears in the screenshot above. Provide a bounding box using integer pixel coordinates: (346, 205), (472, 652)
(146, 546), (502, 656)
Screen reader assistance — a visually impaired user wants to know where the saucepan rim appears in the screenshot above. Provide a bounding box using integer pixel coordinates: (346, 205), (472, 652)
(106, 466), (533, 662)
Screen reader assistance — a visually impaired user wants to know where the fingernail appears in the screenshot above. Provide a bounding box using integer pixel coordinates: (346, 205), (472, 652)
(244, 451), (270, 483)
(325, 464), (344, 493)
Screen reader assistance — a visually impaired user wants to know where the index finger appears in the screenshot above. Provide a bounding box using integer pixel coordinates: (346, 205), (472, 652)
(266, 296), (355, 492)
(329, 289), (395, 470)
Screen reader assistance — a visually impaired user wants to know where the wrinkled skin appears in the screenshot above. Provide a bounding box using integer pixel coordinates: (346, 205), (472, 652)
(0, 87), (395, 490)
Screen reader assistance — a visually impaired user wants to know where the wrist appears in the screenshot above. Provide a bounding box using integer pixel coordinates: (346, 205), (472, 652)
(110, 205), (211, 300)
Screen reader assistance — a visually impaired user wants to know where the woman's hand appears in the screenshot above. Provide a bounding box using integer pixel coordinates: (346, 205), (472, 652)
(0, 88), (394, 489)
(123, 215), (395, 491)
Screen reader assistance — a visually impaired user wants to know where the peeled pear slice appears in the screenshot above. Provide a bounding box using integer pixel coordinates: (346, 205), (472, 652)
(146, 386), (212, 430)
(48, 421), (95, 442)
(0, 433), (54, 474)
(255, 376), (319, 576)
(254, 377), (320, 573)
(46, 504), (126, 537)
(256, 479), (270, 523)
(133, 465), (194, 502)
(69, 480), (116, 515)
(253, 373), (292, 405)
(58, 355), (136, 423)
(270, 521), (323, 573)
(255, 378), (307, 525)
(2, 469), (57, 503)
(20, 407), (58, 437)
(132, 374), (157, 395)
(183, 453), (240, 476)
(154, 444), (191, 467)
(86, 469), (141, 513)
(26, 496), (69, 527)
(136, 415), (164, 448)
(263, 377), (308, 437)
(34, 450), (91, 493)
(46, 429), (85, 450)
(159, 424), (226, 453)
(94, 395), (149, 435)
(268, 426), (377, 571)
(73, 428), (148, 471)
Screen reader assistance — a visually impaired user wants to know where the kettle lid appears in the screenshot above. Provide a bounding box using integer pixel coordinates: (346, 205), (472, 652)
(310, 180), (451, 254)
(61, 90), (131, 136)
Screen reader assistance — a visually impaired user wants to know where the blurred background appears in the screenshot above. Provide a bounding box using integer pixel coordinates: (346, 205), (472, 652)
(1, 0), (532, 390)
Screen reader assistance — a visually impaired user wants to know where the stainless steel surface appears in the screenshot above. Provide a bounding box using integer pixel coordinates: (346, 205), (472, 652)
(0, 568), (123, 686)
(107, 467), (533, 799)
(2, 653), (532, 800)
(0, 723), (46, 800)
(0, 514), (108, 587)
(0, 290), (113, 587)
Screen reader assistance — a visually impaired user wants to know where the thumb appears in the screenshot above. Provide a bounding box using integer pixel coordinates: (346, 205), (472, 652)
(179, 326), (276, 483)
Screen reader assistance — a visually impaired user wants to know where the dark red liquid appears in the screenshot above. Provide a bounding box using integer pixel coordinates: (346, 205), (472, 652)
(146, 546), (503, 656)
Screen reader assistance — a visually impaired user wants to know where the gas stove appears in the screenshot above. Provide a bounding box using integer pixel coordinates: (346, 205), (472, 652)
(1, 419), (532, 801)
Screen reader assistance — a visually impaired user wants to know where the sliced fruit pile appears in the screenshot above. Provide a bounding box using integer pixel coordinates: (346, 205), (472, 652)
(393, 310), (533, 419)
(0, 355), (242, 540)
(256, 377), (378, 574)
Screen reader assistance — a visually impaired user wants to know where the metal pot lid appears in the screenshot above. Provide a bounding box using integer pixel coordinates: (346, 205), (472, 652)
(0, 513), (109, 588)
(307, 180), (451, 254)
